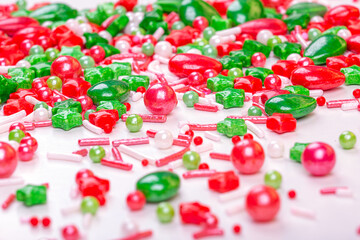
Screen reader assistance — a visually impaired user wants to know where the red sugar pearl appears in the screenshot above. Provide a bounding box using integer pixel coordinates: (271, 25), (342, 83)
(243, 133), (253, 140)
(316, 96), (326, 106)
(193, 136), (203, 146)
(124, 102), (131, 111)
(126, 190), (146, 211)
(264, 74), (282, 90)
(30, 217), (39, 227)
(9, 122), (26, 132)
(42, 217), (51, 227)
(251, 52), (266, 67)
(232, 135), (241, 144)
(233, 224), (242, 234)
(185, 130), (194, 138)
(141, 159), (149, 167)
(353, 89), (360, 98)
(137, 86), (146, 93)
(89, 45), (106, 63)
(192, 16), (209, 31)
(288, 190), (296, 199)
(198, 163), (209, 170)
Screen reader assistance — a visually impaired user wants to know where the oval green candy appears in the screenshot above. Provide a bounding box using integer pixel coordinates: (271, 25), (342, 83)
(87, 80), (130, 105)
(136, 171), (181, 203)
(286, 2), (327, 17)
(179, 0), (220, 26)
(265, 94), (317, 119)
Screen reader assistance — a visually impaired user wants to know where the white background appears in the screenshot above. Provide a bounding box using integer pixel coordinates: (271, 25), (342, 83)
(1, 0), (360, 240)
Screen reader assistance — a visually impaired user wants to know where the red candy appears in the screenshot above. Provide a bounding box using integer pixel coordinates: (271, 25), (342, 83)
(264, 74), (282, 90)
(324, 5), (360, 26)
(50, 56), (83, 80)
(62, 225), (80, 240)
(266, 113), (297, 134)
(208, 171), (239, 193)
(0, 142), (17, 178)
(271, 60), (298, 78)
(245, 185), (280, 222)
(143, 83), (178, 115)
(62, 78), (91, 98)
(126, 190), (146, 211)
(234, 76), (262, 93)
(251, 52), (266, 67)
(18, 143), (34, 162)
(240, 18), (288, 38)
(301, 142), (336, 176)
(88, 110), (119, 134)
(231, 139), (265, 174)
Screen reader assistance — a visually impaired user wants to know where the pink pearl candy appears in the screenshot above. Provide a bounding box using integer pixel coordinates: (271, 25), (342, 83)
(301, 142), (336, 176)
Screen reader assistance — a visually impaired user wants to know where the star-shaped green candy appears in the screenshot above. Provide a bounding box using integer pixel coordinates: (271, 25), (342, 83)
(52, 99), (82, 115)
(59, 45), (84, 60)
(217, 118), (247, 138)
(215, 88), (245, 109)
(207, 75), (234, 92)
(16, 184), (47, 206)
(245, 67), (274, 82)
(97, 100), (127, 117)
(121, 75), (150, 91)
(52, 109), (83, 131)
(29, 62), (51, 78)
(341, 65), (360, 85)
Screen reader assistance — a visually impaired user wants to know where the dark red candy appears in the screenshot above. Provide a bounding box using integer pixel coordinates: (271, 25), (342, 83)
(180, 202), (212, 225)
(326, 56), (349, 71)
(347, 34), (360, 54)
(266, 113), (297, 134)
(165, 26), (200, 47)
(9, 89), (37, 100)
(62, 78), (91, 98)
(208, 171), (239, 193)
(51, 56), (83, 80)
(0, 17), (38, 36)
(3, 98), (34, 116)
(88, 110), (119, 134)
(324, 5), (360, 26)
(240, 18), (288, 38)
(169, 53), (222, 77)
(234, 76), (263, 93)
(0, 43), (24, 65)
(12, 26), (51, 45)
(291, 66), (345, 90)
(216, 42), (243, 57)
(271, 60), (298, 78)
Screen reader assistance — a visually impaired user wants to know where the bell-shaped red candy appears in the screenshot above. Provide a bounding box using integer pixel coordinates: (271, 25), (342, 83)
(266, 113), (296, 134)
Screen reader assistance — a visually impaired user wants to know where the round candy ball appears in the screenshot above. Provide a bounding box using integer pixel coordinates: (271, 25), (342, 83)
(182, 151), (201, 170)
(20, 136), (38, 152)
(231, 139), (265, 174)
(125, 114), (143, 133)
(154, 130), (174, 149)
(80, 196), (100, 215)
(156, 202), (175, 223)
(301, 142), (336, 176)
(0, 142), (17, 178)
(183, 91), (199, 107)
(51, 56), (82, 80)
(89, 146), (106, 163)
(339, 131), (356, 149)
(264, 170), (282, 189)
(248, 106), (262, 116)
(8, 129), (25, 143)
(267, 140), (284, 158)
(18, 143), (35, 162)
(245, 185), (280, 222)
(62, 225), (80, 240)
(126, 190), (146, 211)
(143, 83), (178, 115)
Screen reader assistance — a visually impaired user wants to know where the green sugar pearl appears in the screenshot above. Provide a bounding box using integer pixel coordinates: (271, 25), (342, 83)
(45, 48), (59, 61)
(248, 106), (262, 116)
(182, 151), (201, 170)
(79, 56), (95, 69)
(9, 129), (25, 143)
(142, 42), (155, 56)
(203, 27), (216, 41)
(308, 28), (321, 41)
(156, 202), (175, 223)
(339, 131), (357, 149)
(267, 36), (282, 49)
(172, 21), (185, 30)
(194, 38), (208, 47)
(46, 76), (62, 91)
(34, 102), (49, 111)
(29, 45), (44, 55)
(228, 68), (243, 78)
(89, 146), (106, 163)
(264, 170), (282, 189)
(202, 45), (218, 58)
(126, 114), (143, 132)
(183, 91), (199, 107)
(80, 196), (100, 215)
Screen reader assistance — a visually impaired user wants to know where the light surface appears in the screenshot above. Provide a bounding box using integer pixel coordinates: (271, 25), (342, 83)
(1, 0), (360, 240)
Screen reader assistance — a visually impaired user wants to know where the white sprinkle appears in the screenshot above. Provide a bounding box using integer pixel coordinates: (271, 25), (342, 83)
(83, 120), (104, 135)
(47, 152), (83, 162)
(204, 131), (221, 142)
(0, 110), (26, 126)
(118, 144), (155, 165)
(226, 203), (245, 216)
(290, 206), (316, 219)
(245, 120), (265, 138)
(0, 177), (24, 186)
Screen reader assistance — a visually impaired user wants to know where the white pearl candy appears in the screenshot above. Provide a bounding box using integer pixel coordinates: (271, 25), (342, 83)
(133, 12), (144, 25)
(337, 29), (352, 40)
(287, 53), (301, 62)
(78, 23), (92, 35)
(154, 41), (172, 58)
(124, 22), (137, 35)
(16, 60), (30, 68)
(65, 19), (79, 32)
(267, 140), (284, 158)
(99, 31), (112, 43)
(34, 108), (50, 122)
(209, 35), (222, 46)
(256, 30), (273, 45)
(126, 12), (134, 22)
(310, 16), (324, 23)
(115, 40), (131, 53)
(121, 220), (139, 236)
(154, 130), (174, 149)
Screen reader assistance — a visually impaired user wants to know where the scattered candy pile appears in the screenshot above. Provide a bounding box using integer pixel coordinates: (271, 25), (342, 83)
(0, 0), (360, 239)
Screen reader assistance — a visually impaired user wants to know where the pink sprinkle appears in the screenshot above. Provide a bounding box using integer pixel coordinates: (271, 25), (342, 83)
(194, 103), (218, 112)
(121, 114), (167, 123)
(183, 169), (217, 179)
(112, 137), (150, 147)
(101, 159), (133, 171)
(155, 147), (190, 167)
(78, 138), (110, 146)
(209, 152), (231, 161)
(188, 124), (217, 131)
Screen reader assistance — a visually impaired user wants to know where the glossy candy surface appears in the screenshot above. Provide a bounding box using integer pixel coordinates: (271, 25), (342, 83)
(231, 139), (265, 174)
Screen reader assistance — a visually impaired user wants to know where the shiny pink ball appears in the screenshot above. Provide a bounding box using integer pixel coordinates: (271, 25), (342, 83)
(143, 83), (178, 115)
(301, 142), (336, 176)
(231, 139), (265, 174)
(18, 143), (35, 162)
(0, 142), (17, 178)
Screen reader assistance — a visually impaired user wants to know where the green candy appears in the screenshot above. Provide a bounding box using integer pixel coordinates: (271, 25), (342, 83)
(203, 27), (216, 41)
(245, 67), (273, 82)
(202, 45), (217, 58)
(157, 202), (175, 223)
(81, 196), (99, 215)
(11, 77), (32, 90)
(265, 94), (317, 119)
(248, 106), (262, 116)
(29, 45), (44, 56)
(121, 75), (150, 91)
(106, 15), (129, 37)
(8, 68), (35, 79)
(283, 85), (310, 96)
(229, 50), (251, 67)
(284, 13), (310, 32)
(210, 15), (232, 31)
(59, 46), (84, 60)
(52, 109), (83, 131)
(183, 91), (199, 107)
(142, 42), (155, 56)
(29, 3), (77, 23)
(304, 34), (347, 65)
(182, 151), (201, 170)
(89, 146), (106, 163)
(29, 63), (51, 78)
(25, 54), (47, 65)
(97, 43), (120, 57)
(136, 171), (181, 203)
(87, 80), (130, 105)
(267, 36), (282, 49)
(217, 118), (247, 137)
(242, 40), (271, 58)
(125, 114), (143, 133)
(84, 67), (113, 85)
(84, 109), (95, 120)
(273, 42), (302, 60)
(172, 21), (185, 30)
(290, 142), (310, 163)
(0, 76), (17, 104)
(227, 0), (264, 25)
(228, 68), (243, 78)
(177, 44), (203, 54)
(322, 26), (347, 36)
(97, 100), (126, 117)
(308, 28), (322, 41)
(45, 48), (60, 61)
(339, 131), (357, 149)
(8, 129), (25, 143)
(207, 75), (234, 92)
(47, 76), (63, 91)
(286, 2), (327, 17)
(155, 0), (181, 13)
(108, 62), (132, 78)
(52, 99), (82, 115)
(264, 8), (282, 19)
(264, 170), (282, 189)
(218, 55), (243, 69)
(34, 102), (49, 111)
(83, 33), (108, 49)
(16, 184), (47, 206)
(215, 88), (245, 109)
(179, 0), (220, 26)
(340, 65), (360, 85)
